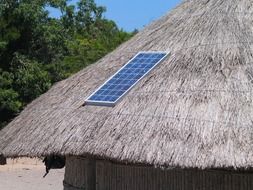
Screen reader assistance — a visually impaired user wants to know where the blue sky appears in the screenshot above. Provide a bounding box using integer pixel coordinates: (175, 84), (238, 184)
(48, 0), (181, 32)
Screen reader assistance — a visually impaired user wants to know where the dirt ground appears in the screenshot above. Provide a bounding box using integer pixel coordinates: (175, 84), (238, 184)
(0, 158), (64, 190)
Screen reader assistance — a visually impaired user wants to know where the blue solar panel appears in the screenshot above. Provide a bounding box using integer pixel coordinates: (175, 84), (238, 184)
(85, 51), (169, 106)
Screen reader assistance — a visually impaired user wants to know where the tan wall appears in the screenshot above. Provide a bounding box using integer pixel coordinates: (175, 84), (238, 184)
(64, 156), (253, 190)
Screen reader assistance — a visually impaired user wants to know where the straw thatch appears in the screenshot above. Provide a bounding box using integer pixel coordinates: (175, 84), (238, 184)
(1, 0), (253, 169)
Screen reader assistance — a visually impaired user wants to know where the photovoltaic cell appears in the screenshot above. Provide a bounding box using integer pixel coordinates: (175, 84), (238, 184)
(85, 51), (169, 106)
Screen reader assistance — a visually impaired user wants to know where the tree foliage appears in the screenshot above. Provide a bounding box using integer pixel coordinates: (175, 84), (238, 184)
(0, 0), (135, 129)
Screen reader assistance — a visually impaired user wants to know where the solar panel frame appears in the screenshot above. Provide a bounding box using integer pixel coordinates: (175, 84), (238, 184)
(85, 51), (170, 107)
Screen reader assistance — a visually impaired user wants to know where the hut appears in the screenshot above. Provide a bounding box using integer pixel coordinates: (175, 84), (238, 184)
(1, 0), (253, 189)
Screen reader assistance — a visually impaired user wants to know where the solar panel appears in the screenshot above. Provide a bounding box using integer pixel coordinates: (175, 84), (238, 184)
(85, 51), (169, 106)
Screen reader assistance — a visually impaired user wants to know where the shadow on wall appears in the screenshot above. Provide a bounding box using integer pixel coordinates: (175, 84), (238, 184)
(0, 155), (6, 165)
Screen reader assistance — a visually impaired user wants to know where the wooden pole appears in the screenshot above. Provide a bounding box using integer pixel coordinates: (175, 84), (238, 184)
(86, 159), (96, 190)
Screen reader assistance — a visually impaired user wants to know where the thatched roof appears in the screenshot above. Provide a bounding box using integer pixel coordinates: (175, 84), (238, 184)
(1, 0), (253, 169)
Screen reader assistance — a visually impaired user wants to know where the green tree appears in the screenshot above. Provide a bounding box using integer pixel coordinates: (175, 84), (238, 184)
(0, 69), (21, 129)
(0, 0), (135, 128)
(11, 53), (51, 103)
